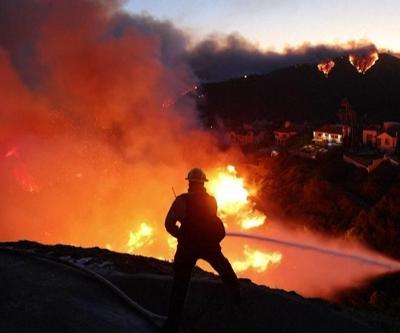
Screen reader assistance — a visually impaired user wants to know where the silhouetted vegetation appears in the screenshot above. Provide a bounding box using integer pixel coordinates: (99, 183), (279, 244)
(259, 153), (400, 259)
(336, 271), (400, 321)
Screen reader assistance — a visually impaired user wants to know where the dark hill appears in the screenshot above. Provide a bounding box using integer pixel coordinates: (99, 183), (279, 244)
(2, 241), (400, 332)
(199, 53), (400, 124)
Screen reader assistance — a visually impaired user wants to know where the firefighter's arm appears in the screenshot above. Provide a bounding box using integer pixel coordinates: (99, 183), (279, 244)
(165, 199), (180, 238)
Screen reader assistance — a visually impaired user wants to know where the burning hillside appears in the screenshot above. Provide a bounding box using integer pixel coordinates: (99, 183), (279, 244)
(349, 51), (379, 74)
(317, 60), (335, 77)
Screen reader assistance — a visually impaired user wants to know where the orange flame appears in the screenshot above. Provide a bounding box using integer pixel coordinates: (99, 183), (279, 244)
(127, 222), (154, 253)
(349, 51), (379, 74)
(207, 165), (282, 274)
(317, 60), (335, 77)
(207, 165), (266, 230)
(233, 245), (282, 272)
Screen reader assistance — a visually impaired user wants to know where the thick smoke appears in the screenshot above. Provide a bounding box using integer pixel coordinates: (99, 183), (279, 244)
(98, 15), (380, 82)
(185, 34), (378, 81)
(0, 0), (226, 252)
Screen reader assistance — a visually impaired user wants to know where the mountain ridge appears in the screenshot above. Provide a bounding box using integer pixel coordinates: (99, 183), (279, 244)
(198, 53), (400, 124)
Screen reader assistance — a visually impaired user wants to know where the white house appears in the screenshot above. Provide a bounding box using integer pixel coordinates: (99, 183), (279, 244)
(313, 124), (350, 145)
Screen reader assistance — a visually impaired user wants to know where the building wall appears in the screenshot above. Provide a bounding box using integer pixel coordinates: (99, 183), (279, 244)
(362, 130), (378, 147)
(377, 133), (397, 152)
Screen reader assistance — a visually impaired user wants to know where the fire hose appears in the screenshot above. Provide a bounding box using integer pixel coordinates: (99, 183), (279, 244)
(0, 246), (167, 329)
(226, 232), (400, 271)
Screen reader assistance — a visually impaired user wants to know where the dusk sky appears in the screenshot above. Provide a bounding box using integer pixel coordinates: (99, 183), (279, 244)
(125, 0), (400, 52)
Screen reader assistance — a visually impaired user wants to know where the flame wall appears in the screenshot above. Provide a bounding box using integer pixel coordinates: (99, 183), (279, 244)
(0, 0), (232, 254)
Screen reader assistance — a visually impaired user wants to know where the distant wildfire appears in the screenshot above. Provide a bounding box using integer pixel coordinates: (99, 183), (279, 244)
(349, 51), (379, 74)
(317, 60), (335, 77)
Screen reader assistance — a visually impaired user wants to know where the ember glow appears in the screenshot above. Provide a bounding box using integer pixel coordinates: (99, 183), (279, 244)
(349, 51), (379, 74)
(4, 147), (40, 193)
(317, 60), (335, 77)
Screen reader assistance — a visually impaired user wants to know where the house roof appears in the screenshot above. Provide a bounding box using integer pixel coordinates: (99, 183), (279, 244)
(386, 126), (400, 137)
(377, 127), (400, 138)
(364, 124), (381, 131)
(344, 153), (384, 167)
(315, 125), (343, 135)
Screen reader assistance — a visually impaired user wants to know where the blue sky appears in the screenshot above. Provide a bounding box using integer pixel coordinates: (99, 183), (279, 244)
(125, 0), (400, 51)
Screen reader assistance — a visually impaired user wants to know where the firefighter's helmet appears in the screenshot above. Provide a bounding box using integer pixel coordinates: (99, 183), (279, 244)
(186, 168), (208, 182)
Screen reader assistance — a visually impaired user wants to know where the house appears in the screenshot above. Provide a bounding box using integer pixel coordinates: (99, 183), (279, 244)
(274, 121), (302, 145)
(362, 125), (381, 147)
(313, 124), (350, 145)
(362, 122), (400, 153)
(226, 129), (255, 145)
(376, 123), (400, 153)
(226, 128), (265, 146)
(377, 131), (398, 153)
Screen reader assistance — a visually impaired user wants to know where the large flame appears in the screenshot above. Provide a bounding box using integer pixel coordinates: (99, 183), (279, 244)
(317, 60), (335, 77)
(233, 245), (282, 273)
(208, 165), (266, 230)
(207, 165), (282, 273)
(127, 222), (154, 253)
(122, 164), (282, 274)
(349, 51), (379, 74)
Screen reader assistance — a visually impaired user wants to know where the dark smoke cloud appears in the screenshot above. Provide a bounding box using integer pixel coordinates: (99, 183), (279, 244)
(184, 34), (378, 81)
(0, 0), (222, 248)
(0, 1), (379, 86)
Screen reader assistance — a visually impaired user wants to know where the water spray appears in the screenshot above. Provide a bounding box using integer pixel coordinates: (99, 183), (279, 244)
(227, 231), (400, 271)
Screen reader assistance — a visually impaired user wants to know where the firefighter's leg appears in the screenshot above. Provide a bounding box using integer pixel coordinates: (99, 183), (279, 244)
(166, 247), (196, 330)
(204, 249), (241, 304)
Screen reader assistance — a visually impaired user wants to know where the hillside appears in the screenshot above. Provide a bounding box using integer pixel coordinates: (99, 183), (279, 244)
(198, 53), (400, 123)
(1, 241), (399, 332)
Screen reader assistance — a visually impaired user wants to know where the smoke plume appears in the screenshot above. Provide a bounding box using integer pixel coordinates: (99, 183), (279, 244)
(0, 0), (226, 252)
(185, 34), (378, 81)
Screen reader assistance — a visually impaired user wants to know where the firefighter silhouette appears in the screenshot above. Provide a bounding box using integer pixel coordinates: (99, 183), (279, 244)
(164, 168), (240, 331)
